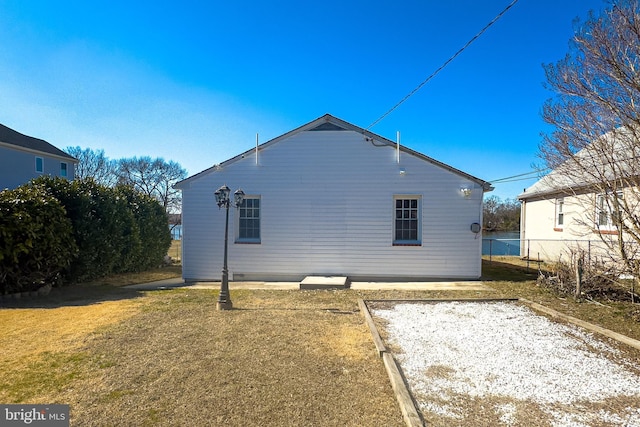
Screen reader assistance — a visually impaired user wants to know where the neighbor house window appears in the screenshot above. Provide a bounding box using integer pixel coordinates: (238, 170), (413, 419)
(393, 196), (421, 245)
(60, 162), (68, 177)
(596, 192), (623, 231)
(237, 196), (260, 243)
(555, 198), (564, 229)
(35, 157), (43, 173)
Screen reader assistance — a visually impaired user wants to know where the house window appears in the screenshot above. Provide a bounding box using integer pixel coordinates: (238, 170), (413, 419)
(393, 196), (421, 245)
(555, 198), (564, 229)
(596, 192), (623, 231)
(60, 162), (68, 177)
(237, 196), (260, 243)
(35, 157), (43, 173)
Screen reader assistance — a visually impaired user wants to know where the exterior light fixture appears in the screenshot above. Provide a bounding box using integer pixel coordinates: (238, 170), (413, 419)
(214, 184), (245, 310)
(460, 187), (472, 198)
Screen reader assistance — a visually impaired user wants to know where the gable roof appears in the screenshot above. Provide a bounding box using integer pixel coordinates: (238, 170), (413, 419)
(519, 126), (640, 200)
(0, 123), (77, 162)
(175, 113), (493, 190)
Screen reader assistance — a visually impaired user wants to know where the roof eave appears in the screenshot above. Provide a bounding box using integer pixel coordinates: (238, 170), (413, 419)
(0, 140), (78, 163)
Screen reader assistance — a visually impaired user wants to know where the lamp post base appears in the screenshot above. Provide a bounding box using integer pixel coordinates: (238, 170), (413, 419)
(217, 301), (233, 310)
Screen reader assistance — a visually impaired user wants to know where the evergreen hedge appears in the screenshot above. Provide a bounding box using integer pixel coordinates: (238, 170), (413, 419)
(0, 177), (172, 294)
(115, 186), (171, 271)
(0, 185), (77, 294)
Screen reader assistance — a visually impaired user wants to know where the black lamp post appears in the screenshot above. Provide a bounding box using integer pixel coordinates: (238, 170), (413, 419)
(214, 184), (245, 310)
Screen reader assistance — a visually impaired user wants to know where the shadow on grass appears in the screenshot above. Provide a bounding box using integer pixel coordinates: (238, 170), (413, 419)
(481, 259), (540, 282)
(0, 284), (145, 309)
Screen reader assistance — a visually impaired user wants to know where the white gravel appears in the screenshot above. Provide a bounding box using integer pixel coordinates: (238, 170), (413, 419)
(372, 301), (640, 426)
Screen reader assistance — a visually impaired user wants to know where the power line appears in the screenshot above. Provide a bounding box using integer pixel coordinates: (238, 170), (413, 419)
(367, 0), (520, 130)
(490, 168), (550, 183)
(492, 175), (546, 184)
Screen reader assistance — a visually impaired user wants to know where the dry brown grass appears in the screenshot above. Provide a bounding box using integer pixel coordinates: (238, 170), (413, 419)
(0, 300), (141, 362)
(168, 239), (181, 262)
(0, 285), (146, 404)
(1, 259), (639, 426)
(1, 288), (407, 426)
(84, 265), (182, 287)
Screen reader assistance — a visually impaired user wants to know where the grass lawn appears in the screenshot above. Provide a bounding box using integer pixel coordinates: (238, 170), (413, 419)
(1, 259), (639, 426)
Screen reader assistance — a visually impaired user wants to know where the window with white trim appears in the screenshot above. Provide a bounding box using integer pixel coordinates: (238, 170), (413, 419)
(237, 196), (260, 243)
(596, 192), (623, 230)
(35, 157), (43, 173)
(393, 196), (421, 245)
(60, 162), (68, 177)
(555, 198), (564, 228)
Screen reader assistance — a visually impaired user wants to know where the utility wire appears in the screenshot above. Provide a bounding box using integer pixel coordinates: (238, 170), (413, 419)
(492, 175), (547, 184)
(367, 0), (520, 130)
(490, 168), (550, 183)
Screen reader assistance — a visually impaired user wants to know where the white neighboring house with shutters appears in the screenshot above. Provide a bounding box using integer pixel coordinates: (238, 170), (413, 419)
(0, 123), (77, 190)
(518, 178), (621, 262)
(518, 128), (639, 263)
(174, 114), (493, 282)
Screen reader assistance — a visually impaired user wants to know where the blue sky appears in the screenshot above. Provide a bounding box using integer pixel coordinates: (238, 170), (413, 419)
(0, 0), (606, 199)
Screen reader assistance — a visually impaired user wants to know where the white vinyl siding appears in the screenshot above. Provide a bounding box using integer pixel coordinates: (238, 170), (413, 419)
(179, 129), (484, 281)
(520, 191), (632, 262)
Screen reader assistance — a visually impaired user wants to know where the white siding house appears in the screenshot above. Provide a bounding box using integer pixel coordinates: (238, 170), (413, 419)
(518, 186), (616, 262)
(175, 114), (493, 282)
(518, 127), (639, 264)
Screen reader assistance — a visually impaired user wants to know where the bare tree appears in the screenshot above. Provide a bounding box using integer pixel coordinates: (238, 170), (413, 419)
(483, 196), (520, 232)
(117, 156), (187, 214)
(64, 146), (118, 186)
(540, 0), (640, 301)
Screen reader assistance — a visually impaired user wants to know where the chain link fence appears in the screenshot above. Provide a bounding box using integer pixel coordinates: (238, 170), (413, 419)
(483, 236), (620, 267)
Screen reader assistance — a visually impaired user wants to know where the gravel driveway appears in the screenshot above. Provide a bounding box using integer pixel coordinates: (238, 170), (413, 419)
(372, 301), (640, 426)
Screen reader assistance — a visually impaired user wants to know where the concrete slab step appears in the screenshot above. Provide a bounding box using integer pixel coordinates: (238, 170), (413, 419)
(299, 276), (349, 290)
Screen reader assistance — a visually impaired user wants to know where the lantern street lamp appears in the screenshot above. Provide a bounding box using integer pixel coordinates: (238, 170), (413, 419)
(214, 184), (245, 310)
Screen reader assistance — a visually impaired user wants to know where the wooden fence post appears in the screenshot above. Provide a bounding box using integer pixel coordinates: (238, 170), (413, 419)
(575, 256), (583, 299)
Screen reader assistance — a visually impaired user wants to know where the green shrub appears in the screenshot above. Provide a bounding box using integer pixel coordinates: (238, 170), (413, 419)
(115, 185), (171, 271)
(32, 177), (171, 282)
(34, 177), (121, 282)
(0, 185), (77, 294)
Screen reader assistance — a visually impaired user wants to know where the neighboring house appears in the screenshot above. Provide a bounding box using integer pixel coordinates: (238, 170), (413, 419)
(518, 128), (638, 264)
(518, 178), (598, 262)
(0, 123), (78, 190)
(175, 114), (493, 282)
